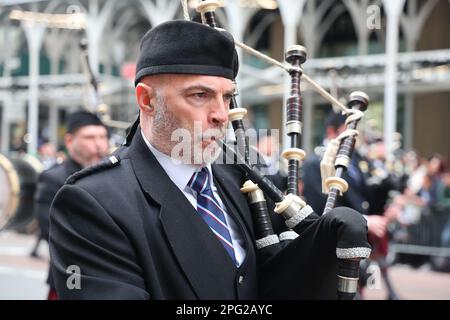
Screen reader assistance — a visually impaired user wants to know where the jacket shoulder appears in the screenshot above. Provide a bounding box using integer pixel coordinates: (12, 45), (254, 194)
(65, 155), (121, 185)
(39, 162), (68, 184)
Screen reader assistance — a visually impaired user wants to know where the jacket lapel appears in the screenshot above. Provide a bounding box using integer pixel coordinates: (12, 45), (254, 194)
(127, 131), (237, 299)
(212, 163), (255, 241)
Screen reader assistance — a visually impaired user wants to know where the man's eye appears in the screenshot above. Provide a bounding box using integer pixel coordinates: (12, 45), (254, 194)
(224, 94), (233, 101)
(193, 92), (207, 98)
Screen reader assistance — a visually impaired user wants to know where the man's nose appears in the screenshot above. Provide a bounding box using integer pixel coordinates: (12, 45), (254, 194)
(209, 98), (228, 126)
(95, 137), (107, 150)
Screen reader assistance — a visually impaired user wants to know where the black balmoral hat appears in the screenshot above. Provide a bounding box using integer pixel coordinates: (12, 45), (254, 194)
(67, 110), (105, 134)
(134, 20), (239, 86)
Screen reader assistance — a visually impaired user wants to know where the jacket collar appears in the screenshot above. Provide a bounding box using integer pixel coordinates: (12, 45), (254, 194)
(65, 157), (83, 173)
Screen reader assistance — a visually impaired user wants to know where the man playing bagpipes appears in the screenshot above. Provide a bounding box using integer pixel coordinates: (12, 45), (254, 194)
(49, 10), (371, 300)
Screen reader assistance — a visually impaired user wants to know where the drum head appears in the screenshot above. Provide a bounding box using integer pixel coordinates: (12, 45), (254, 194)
(0, 153), (42, 231)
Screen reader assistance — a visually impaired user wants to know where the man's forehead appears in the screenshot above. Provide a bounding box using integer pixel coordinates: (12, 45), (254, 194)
(139, 74), (235, 94)
(173, 74), (235, 91)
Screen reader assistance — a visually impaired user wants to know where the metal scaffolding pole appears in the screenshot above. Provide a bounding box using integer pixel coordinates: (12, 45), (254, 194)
(383, 0), (405, 154)
(49, 102), (58, 145)
(23, 22), (46, 155)
(278, 0), (306, 151)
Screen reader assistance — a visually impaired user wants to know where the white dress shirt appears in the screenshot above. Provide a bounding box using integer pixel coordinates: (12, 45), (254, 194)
(141, 131), (246, 266)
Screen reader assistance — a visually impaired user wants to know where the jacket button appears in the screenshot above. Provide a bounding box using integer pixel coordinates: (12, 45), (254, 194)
(238, 275), (244, 285)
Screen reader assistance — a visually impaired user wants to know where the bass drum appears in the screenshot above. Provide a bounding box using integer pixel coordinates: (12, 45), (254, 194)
(0, 153), (43, 232)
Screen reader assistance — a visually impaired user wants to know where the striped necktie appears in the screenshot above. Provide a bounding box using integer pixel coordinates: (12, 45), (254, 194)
(188, 167), (237, 265)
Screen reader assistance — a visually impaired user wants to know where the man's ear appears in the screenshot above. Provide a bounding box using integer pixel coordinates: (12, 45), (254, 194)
(64, 133), (73, 151)
(136, 83), (155, 114)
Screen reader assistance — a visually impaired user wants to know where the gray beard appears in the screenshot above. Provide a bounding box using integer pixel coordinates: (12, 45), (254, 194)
(151, 96), (181, 156)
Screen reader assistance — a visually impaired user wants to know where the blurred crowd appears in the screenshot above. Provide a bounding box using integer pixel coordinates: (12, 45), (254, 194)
(380, 148), (450, 270)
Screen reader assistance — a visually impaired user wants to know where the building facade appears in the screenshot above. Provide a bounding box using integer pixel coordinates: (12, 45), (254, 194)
(0, 0), (449, 160)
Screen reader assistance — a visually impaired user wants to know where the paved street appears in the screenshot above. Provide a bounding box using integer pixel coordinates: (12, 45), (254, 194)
(1, 231), (450, 300)
(364, 263), (450, 300)
(0, 231), (49, 300)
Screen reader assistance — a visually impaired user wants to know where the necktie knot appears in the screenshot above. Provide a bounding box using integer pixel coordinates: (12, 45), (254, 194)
(189, 167), (212, 194)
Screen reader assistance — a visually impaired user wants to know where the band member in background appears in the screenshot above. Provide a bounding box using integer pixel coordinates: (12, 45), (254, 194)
(302, 112), (390, 237)
(255, 134), (287, 191)
(302, 111), (400, 299)
(34, 111), (109, 299)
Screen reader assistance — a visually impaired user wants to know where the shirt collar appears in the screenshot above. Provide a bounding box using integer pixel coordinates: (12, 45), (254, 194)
(141, 130), (213, 191)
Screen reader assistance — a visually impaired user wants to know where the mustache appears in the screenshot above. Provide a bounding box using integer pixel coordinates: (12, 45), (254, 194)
(194, 127), (226, 142)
